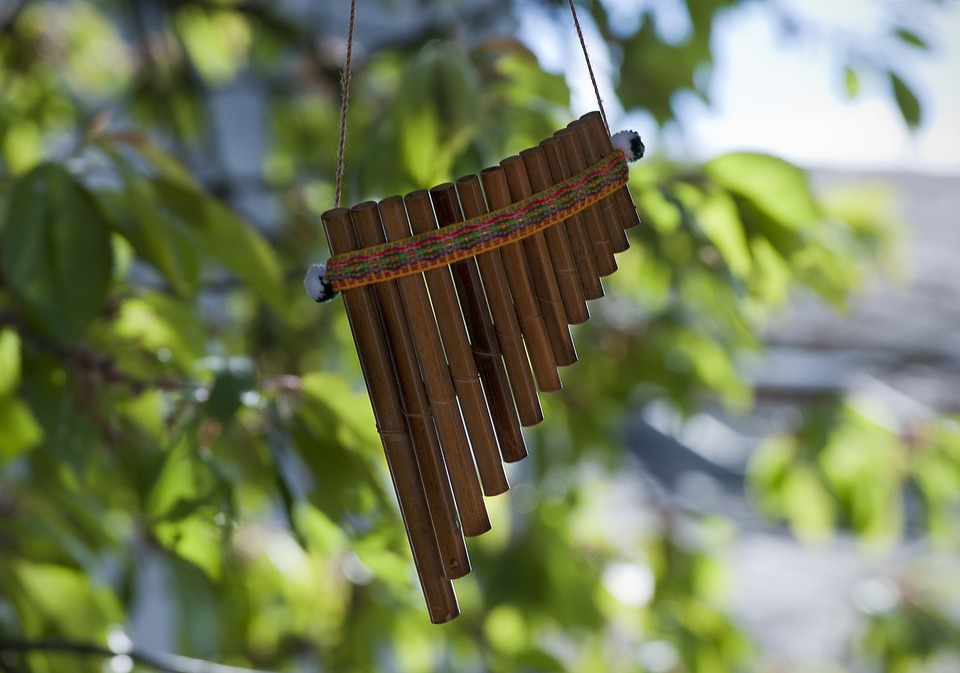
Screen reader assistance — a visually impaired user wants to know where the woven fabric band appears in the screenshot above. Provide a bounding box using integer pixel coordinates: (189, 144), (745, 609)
(326, 148), (628, 291)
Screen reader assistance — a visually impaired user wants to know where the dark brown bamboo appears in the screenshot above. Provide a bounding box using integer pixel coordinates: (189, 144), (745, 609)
(321, 207), (459, 624)
(456, 174), (542, 431)
(430, 183), (527, 467)
(350, 202), (475, 574)
(540, 135), (604, 301)
(479, 166), (562, 393)
(580, 111), (641, 230)
(571, 118), (630, 254)
(556, 127), (618, 277)
(501, 155), (577, 367)
(403, 190), (499, 519)
(519, 146), (589, 324)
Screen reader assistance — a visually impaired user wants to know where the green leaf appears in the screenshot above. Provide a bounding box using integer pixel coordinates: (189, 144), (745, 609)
(9, 560), (122, 639)
(894, 28), (928, 50)
(154, 515), (224, 582)
(888, 71), (922, 129)
(696, 189), (751, 277)
(99, 180), (200, 298)
(1, 163), (113, 344)
(0, 394), (44, 463)
(151, 178), (285, 311)
(844, 66), (860, 99)
(205, 361), (255, 425)
(0, 327), (21, 396)
(704, 152), (820, 230)
(783, 466), (836, 543)
(112, 292), (206, 373)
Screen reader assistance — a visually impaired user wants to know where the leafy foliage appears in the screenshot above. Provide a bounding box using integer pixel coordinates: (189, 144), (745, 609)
(0, 1), (955, 673)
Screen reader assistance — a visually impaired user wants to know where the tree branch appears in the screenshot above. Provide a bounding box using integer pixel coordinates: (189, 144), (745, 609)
(0, 639), (279, 673)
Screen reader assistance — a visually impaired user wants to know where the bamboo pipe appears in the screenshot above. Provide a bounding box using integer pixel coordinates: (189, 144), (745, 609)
(500, 156), (577, 367)
(479, 166), (562, 393)
(430, 184), (528, 466)
(580, 111), (641, 230)
(321, 207), (459, 624)
(519, 146), (590, 324)
(539, 135), (604, 301)
(556, 127), (618, 277)
(571, 118), (630, 254)
(350, 202), (476, 573)
(403, 190), (502, 512)
(455, 174), (543, 431)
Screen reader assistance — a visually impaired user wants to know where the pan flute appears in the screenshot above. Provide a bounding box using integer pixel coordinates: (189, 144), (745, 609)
(306, 111), (644, 622)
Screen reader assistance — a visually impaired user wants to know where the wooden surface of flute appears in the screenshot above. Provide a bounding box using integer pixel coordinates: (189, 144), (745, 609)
(480, 166), (562, 393)
(519, 146), (589, 325)
(351, 201), (474, 577)
(501, 155), (577, 367)
(572, 118), (630, 254)
(403, 190), (499, 520)
(431, 184), (527, 468)
(580, 111), (641, 230)
(456, 174), (542, 432)
(321, 207), (459, 624)
(540, 135), (604, 302)
(556, 127), (618, 276)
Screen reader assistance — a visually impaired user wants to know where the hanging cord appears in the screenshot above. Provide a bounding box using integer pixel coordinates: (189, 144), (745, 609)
(567, 0), (609, 133)
(333, 0), (358, 208)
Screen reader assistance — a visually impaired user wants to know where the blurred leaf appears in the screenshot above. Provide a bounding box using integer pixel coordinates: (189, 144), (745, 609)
(291, 372), (388, 525)
(704, 152), (820, 230)
(111, 292), (206, 373)
(888, 71), (921, 129)
(2, 120), (42, 174)
(174, 6), (251, 84)
(782, 466), (836, 544)
(154, 515), (224, 582)
(20, 354), (101, 477)
(151, 178), (286, 311)
(9, 560), (122, 639)
(206, 362), (255, 425)
(393, 41), (481, 187)
(696, 188), (751, 277)
(98, 179), (200, 298)
(0, 393), (44, 463)
(894, 28), (928, 50)
(844, 66), (860, 98)
(0, 327), (21, 396)
(2, 163), (113, 344)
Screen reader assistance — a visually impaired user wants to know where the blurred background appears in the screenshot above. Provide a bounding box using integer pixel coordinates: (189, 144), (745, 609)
(0, 0), (958, 672)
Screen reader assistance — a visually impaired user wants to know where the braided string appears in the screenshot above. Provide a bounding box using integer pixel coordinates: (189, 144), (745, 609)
(326, 148), (629, 291)
(567, 0), (609, 133)
(333, 0), (357, 208)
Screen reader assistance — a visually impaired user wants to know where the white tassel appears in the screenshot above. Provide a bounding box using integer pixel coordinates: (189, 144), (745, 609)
(612, 130), (645, 162)
(304, 263), (338, 303)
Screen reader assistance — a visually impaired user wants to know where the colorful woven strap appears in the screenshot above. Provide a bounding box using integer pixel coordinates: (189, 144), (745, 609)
(326, 148), (629, 291)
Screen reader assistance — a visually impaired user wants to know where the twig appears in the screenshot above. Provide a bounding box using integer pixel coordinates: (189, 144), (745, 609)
(0, 639), (279, 673)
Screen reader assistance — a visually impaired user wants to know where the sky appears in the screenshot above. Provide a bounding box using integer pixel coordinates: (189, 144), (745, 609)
(522, 0), (960, 174)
